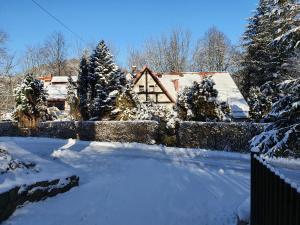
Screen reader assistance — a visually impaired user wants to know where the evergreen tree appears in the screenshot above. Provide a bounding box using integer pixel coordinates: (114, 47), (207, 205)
(273, 0), (300, 52)
(241, 0), (300, 120)
(13, 73), (48, 128)
(248, 81), (279, 121)
(87, 40), (127, 119)
(176, 77), (231, 121)
(77, 41), (128, 120)
(77, 52), (89, 120)
(272, 0), (300, 78)
(251, 78), (300, 158)
(241, 0), (279, 97)
(248, 87), (271, 121)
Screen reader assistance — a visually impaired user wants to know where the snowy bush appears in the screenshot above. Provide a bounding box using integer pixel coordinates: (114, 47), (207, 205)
(0, 148), (37, 174)
(124, 102), (177, 127)
(122, 102), (179, 145)
(248, 81), (279, 121)
(176, 77), (231, 122)
(112, 86), (140, 121)
(13, 74), (48, 128)
(66, 76), (80, 120)
(47, 107), (71, 121)
(251, 78), (300, 158)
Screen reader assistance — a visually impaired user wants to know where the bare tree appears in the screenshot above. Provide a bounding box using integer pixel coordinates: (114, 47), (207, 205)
(0, 30), (15, 76)
(44, 31), (67, 76)
(0, 30), (8, 62)
(21, 45), (50, 76)
(166, 29), (191, 72)
(127, 47), (147, 71)
(192, 26), (234, 72)
(0, 30), (18, 117)
(127, 28), (191, 73)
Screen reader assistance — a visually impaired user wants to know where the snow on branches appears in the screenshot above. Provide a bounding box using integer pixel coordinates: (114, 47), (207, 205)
(66, 76), (80, 120)
(176, 76), (231, 122)
(13, 73), (48, 127)
(251, 78), (300, 158)
(77, 41), (128, 120)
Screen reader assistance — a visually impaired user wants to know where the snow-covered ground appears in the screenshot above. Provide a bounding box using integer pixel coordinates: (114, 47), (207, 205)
(0, 137), (250, 225)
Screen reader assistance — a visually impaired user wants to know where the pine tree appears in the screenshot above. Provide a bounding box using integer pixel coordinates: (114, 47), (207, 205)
(241, 0), (300, 120)
(13, 73), (48, 128)
(241, 0), (279, 97)
(66, 76), (80, 120)
(273, 0), (300, 52)
(77, 52), (89, 120)
(248, 86), (272, 121)
(87, 40), (127, 119)
(176, 77), (231, 121)
(272, 0), (300, 78)
(251, 78), (300, 158)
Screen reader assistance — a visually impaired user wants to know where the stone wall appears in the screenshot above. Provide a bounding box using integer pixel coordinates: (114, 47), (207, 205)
(0, 176), (79, 222)
(177, 122), (266, 152)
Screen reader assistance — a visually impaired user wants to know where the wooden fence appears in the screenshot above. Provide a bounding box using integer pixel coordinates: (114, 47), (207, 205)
(251, 153), (300, 225)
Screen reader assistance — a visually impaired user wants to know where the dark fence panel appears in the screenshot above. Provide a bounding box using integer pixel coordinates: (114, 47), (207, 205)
(251, 153), (300, 225)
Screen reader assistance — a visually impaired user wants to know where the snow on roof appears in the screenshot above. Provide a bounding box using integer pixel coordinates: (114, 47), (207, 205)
(51, 76), (77, 83)
(46, 84), (67, 100)
(158, 72), (249, 119)
(211, 73), (249, 118)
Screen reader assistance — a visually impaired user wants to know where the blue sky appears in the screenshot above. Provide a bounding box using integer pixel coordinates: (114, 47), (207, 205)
(1, 0), (258, 68)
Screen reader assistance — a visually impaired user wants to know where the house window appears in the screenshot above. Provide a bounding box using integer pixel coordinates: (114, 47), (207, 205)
(149, 85), (155, 92)
(139, 85), (145, 92)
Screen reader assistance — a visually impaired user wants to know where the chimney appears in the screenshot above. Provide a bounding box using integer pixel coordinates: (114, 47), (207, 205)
(131, 65), (137, 74)
(172, 79), (179, 92)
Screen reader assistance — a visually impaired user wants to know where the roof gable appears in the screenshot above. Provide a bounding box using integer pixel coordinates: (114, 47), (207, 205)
(134, 66), (176, 103)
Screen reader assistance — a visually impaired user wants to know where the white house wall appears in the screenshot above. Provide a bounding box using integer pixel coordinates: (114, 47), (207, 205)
(134, 72), (172, 104)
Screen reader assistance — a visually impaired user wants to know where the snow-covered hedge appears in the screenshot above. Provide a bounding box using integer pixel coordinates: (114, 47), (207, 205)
(0, 121), (159, 144)
(0, 121), (266, 151)
(37, 121), (159, 144)
(178, 122), (266, 152)
(0, 122), (19, 136)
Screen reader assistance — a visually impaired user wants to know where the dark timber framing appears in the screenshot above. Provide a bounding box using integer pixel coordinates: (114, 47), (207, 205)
(134, 66), (175, 104)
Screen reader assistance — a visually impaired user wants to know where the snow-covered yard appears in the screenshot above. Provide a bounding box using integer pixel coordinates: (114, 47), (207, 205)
(0, 137), (250, 225)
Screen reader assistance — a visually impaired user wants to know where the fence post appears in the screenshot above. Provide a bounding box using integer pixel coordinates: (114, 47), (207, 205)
(250, 151), (260, 225)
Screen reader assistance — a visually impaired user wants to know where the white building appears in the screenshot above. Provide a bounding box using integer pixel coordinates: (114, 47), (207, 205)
(132, 66), (249, 119)
(38, 75), (77, 110)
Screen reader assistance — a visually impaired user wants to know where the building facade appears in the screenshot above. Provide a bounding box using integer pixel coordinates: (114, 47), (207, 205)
(38, 75), (77, 110)
(132, 66), (250, 119)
